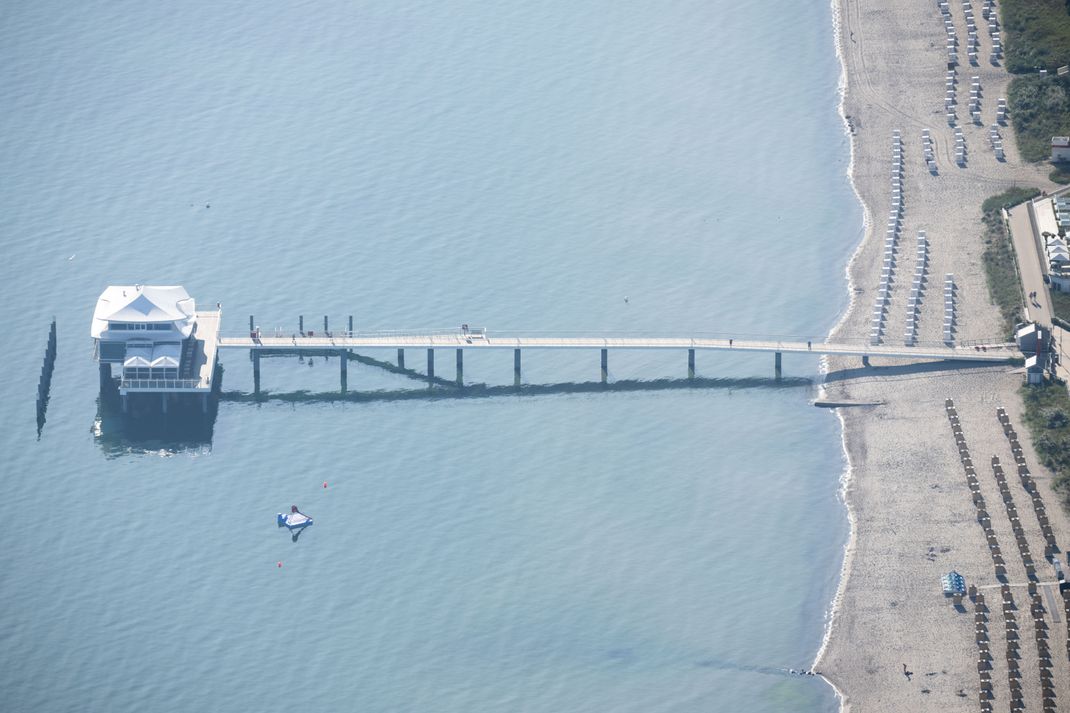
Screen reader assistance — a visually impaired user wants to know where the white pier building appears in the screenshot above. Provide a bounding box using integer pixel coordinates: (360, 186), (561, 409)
(91, 285), (220, 411)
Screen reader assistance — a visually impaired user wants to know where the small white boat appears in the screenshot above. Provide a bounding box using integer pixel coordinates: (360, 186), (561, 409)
(277, 505), (313, 530)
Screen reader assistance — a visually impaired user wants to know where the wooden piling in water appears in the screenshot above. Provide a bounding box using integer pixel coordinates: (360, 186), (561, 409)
(252, 349), (261, 394)
(456, 349), (463, 386)
(427, 349), (435, 384)
(688, 348), (695, 379)
(348, 315), (353, 334)
(340, 349), (348, 393)
(299, 315), (304, 333)
(514, 348), (521, 387)
(397, 349), (405, 369)
(601, 348), (608, 383)
(775, 351), (782, 379)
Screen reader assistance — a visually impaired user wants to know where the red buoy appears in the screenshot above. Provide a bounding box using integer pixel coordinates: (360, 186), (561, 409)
(277, 561), (282, 568)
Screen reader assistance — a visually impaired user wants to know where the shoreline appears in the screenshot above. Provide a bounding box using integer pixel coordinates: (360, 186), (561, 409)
(810, 0), (868, 706)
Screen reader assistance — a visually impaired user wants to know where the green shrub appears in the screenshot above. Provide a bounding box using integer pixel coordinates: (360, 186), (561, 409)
(1008, 74), (1070, 162)
(981, 186), (1043, 214)
(1051, 162), (1070, 183)
(981, 188), (1039, 336)
(1002, 0), (1070, 73)
(1020, 382), (1070, 510)
(1049, 289), (1070, 323)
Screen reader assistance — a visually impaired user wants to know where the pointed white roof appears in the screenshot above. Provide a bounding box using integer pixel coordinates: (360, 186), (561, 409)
(91, 285), (196, 338)
(122, 342), (154, 368)
(150, 342), (182, 368)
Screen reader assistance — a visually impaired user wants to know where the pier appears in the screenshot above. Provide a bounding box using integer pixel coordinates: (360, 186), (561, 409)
(90, 286), (1022, 409)
(219, 325), (1020, 394)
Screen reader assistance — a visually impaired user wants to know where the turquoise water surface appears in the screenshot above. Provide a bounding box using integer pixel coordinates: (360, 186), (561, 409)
(0, 2), (860, 711)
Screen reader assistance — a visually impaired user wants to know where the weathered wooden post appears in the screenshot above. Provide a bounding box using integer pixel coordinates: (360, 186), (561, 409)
(774, 351), (782, 380)
(339, 348), (348, 393)
(348, 315), (353, 334)
(397, 349), (405, 369)
(249, 315), (254, 332)
(299, 315), (304, 333)
(324, 315), (329, 332)
(601, 349), (608, 383)
(252, 349), (261, 394)
(514, 349), (521, 387)
(688, 348), (695, 379)
(456, 349), (463, 386)
(427, 349), (435, 384)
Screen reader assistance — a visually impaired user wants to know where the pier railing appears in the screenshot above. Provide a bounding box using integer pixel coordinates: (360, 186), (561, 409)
(121, 378), (204, 391)
(217, 328), (1016, 353)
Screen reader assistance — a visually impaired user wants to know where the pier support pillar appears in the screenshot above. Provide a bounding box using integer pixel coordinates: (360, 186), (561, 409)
(427, 349), (435, 385)
(601, 349), (608, 384)
(339, 349), (348, 393)
(688, 349), (696, 380)
(99, 363), (112, 392)
(161, 393), (168, 414)
(862, 355), (870, 367)
(514, 349), (522, 387)
(299, 315), (304, 334)
(201, 394), (209, 413)
(324, 315), (329, 333)
(397, 349), (405, 369)
(774, 351), (782, 380)
(252, 349), (261, 395)
(456, 349), (463, 387)
(249, 315), (254, 332)
(121, 394), (128, 414)
(348, 315), (353, 335)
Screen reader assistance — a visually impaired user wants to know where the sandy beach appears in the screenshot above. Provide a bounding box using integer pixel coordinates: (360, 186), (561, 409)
(817, 0), (1070, 710)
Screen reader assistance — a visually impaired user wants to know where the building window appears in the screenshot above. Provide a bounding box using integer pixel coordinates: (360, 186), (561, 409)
(109, 322), (173, 332)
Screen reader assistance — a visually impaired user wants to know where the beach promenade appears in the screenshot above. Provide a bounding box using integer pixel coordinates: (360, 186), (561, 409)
(818, 0), (1070, 711)
(1005, 202), (1054, 326)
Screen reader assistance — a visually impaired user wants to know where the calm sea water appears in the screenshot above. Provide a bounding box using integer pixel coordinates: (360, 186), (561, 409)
(0, 1), (860, 711)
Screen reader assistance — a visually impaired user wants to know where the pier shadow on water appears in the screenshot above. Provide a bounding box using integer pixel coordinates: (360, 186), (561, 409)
(220, 374), (813, 406)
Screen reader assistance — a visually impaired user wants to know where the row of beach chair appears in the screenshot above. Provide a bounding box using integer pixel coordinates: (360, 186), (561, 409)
(872, 132), (903, 345)
(989, 125), (1004, 160)
(904, 232), (928, 345)
(944, 273), (956, 344)
(922, 128), (937, 174)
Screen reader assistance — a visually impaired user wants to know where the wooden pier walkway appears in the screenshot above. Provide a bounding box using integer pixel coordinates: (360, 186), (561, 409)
(217, 329), (1018, 362)
(217, 326), (1019, 394)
